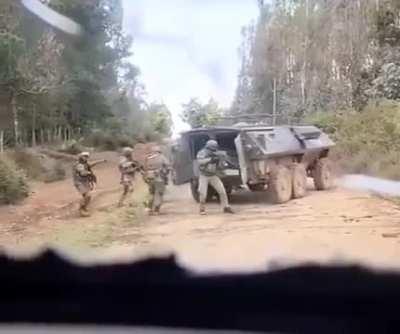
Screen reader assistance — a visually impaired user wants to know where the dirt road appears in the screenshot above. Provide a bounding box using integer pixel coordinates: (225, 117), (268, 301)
(147, 184), (400, 272)
(1, 155), (400, 273)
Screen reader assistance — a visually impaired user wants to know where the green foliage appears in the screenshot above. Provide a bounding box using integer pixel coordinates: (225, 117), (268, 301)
(0, 0), (173, 155)
(181, 98), (223, 128)
(43, 160), (66, 183)
(8, 149), (44, 180)
(308, 100), (400, 179)
(0, 155), (29, 204)
(84, 130), (134, 151)
(232, 0), (400, 121)
(58, 140), (83, 155)
(148, 103), (173, 136)
(7, 149), (67, 183)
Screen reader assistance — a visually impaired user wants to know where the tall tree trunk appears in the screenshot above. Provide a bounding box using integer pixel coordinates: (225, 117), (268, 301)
(40, 128), (44, 144)
(0, 130), (4, 153)
(11, 92), (19, 146)
(272, 77), (277, 125)
(31, 103), (37, 147)
(70, 128), (74, 140)
(301, 0), (309, 107)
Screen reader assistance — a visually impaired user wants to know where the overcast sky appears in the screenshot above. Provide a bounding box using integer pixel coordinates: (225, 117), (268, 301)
(122, 0), (258, 134)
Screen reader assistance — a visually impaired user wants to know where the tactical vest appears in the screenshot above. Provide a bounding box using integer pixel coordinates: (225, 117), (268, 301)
(72, 162), (89, 185)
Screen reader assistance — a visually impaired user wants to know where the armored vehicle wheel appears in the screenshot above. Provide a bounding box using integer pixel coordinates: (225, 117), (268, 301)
(313, 158), (333, 190)
(292, 163), (307, 199)
(190, 178), (216, 203)
(268, 166), (292, 204)
(248, 184), (265, 192)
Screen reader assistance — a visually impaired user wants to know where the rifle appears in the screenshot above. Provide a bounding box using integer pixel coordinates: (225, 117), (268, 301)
(87, 159), (107, 186)
(89, 159), (107, 168)
(210, 151), (236, 169)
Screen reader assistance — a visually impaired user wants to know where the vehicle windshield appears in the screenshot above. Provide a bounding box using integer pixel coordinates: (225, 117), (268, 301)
(1, 0), (400, 274)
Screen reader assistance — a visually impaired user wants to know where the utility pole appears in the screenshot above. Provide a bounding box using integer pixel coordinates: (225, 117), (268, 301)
(272, 77), (277, 125)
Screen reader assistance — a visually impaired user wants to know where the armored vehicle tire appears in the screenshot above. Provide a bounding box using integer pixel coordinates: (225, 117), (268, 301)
(268, 166), (292, 204)
(313, 158), (333, 190)
(248, 184), (266, 192)
(292, 164), (307, 199)
(190, 178), (216, 203)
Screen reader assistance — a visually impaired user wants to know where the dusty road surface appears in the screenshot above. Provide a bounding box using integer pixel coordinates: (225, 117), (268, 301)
(0, 155), (400, 273)
(146, 184), (400, 272)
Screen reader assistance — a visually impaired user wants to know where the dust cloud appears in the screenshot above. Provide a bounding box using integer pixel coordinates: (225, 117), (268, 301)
(340, 175), (400, 197)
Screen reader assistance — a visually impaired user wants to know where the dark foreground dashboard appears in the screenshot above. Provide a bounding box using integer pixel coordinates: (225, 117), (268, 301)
(0, 250), (399, 334)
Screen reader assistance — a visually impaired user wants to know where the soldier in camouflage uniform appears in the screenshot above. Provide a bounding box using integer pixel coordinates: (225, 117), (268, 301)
(73, 152), (95, 217)
(197, 140), (234, 215)
(118, 147), (140, 207)
(144, 146), (170, 215)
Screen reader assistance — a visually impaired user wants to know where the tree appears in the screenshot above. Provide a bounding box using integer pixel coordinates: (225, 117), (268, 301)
(148, 103), (173, 137)
(232, 0), (400, 123)
(181, 98), (223, 129)
(0, 0), (170, 150)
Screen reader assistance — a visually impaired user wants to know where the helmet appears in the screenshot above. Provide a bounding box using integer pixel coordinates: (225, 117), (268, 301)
(205, 140), (218, 151)
(122, 147), (133, 156)
(78, 151), (90, 161)
(151, 145), (162, 153)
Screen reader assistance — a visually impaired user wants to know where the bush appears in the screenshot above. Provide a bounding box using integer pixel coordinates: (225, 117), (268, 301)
(0, 156), (30, 204)
(7, 149), (66, 183)
(84, 131), (135, 150)
(308, 100), (400, 179)
(58, 140), (83, 155)
(8, 149), (44, 180)
(43, 160), (66, 183)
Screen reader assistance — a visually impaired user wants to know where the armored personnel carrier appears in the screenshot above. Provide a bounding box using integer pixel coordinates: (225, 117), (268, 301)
(171, 124), (335, 204)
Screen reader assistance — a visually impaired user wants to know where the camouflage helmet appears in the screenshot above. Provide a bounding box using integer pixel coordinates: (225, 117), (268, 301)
(78, 151), (90, 160)
(122, 146), (133, 157)
(205, 140), (218, 151)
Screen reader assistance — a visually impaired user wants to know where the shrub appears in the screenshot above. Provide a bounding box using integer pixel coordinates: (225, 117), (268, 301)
(7, 149), (67, 183)
(8, 149), (44, 180)
(58, 140), (83, 155)
(43, 160), (66, 183)
(0, 156), (30, 204)
(308, 100), (400, 179)
(84, 131), (135, 150)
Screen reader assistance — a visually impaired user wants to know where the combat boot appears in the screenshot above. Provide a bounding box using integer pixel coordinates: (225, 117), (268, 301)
(79, 208), (91, 217)
(223, 207), (234, 214)
(153, 206), (161, 216)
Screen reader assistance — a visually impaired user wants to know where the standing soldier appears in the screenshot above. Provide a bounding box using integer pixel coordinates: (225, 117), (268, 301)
(118, 147), (140, 207)
(144, 146), (170, 215)
(72, 152), (105, 217)
(197, 140), (234, 215)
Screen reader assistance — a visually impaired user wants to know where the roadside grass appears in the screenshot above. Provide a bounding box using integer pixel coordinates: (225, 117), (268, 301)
(45, 179), (150, 252)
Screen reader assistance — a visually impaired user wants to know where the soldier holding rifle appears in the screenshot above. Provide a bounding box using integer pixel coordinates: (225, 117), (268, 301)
(196, 140), (234, 216)
(72, 152), (106, 217)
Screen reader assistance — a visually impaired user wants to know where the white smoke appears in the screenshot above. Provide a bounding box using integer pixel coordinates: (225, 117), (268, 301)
(340, 174), (400, 197)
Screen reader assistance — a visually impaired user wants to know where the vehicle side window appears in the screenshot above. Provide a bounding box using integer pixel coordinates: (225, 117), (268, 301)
(191, 134), (210, 159)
